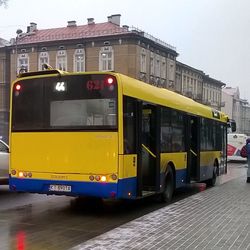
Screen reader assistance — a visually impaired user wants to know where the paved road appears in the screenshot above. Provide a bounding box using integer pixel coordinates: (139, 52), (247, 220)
(73, 162), (248, 250)
(0, 162), (246, 250)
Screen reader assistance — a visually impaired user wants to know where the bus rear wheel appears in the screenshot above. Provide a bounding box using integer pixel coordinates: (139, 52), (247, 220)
(161, 168), (174, 203)
(206, 163), (218, 187)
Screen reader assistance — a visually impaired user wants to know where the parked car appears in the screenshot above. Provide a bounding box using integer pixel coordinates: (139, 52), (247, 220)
(0, 140), (9, 184)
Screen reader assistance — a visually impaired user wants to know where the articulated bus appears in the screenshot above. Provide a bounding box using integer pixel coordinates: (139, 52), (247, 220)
(9, 70), (235, 202)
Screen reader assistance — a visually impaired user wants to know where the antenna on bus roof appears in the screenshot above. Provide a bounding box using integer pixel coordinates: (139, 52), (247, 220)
(42, 63), (53, 70)
(42, 64), (62, 78)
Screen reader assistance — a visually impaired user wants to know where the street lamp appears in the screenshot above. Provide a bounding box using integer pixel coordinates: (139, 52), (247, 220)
(15, 29), (22, 75)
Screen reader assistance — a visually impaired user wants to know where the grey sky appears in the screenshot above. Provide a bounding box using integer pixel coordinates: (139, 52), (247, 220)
(1, 0), (250, 100)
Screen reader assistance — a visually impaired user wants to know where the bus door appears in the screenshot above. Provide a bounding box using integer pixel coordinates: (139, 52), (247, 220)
(138, 103), (160, 195)
(187, 116), (200, 182)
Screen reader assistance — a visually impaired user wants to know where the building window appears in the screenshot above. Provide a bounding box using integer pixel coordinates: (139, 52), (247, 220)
(140, 49), (146, 73)
(56, 50), (67, 71)
(194, 79), (197, 95)
(17, 53), (29, 73)
(39, 52), (49, 70)
(183, 76), (187, 92)
(155, 56), (160, 77)
(99, 46), (114, 71)
(150, 53), (155, 75)
(161, 58), (166, 79)
(169, 63), (175, 81)
(74, 49), (85, 72)
(0, 85), (4, 108)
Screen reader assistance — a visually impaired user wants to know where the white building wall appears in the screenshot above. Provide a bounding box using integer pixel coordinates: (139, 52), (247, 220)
(221, 91), (233, 118)
(241, 104), (250, 136)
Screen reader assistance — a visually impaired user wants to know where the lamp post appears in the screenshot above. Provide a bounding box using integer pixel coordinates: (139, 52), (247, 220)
(15, 29), (22, 75)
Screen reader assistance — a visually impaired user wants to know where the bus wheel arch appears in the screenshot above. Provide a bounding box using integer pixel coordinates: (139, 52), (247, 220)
(161, 162), (176, 203)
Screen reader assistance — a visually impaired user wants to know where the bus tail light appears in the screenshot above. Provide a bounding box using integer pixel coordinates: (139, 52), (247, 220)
(15, 84), (21, 91)
(11, 170), (17, 176)
(111, 174), (117, 180)
(89, 174), (116, 182)
(107, 77), (114, 85)
(95, 175), (100, 181)
(17, 171), (32, 178)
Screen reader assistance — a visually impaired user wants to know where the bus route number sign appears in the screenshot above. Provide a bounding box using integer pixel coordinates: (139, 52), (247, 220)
(86, 78), (115, 91)
(87, 80), (105, 91)
(54, 81), (67, 92)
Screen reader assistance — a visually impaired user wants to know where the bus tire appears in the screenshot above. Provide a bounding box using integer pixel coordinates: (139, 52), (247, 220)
(161, 167), (174, 203)
(207, 162), (218, 187)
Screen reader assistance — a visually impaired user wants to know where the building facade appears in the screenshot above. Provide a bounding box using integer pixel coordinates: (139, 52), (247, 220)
(0, 38), (10, 143)
(222, 87), (250, 135)
(202, 75), (225, 110)
(0, 14), (228, 142)
(176, 61), (225, 110)
(9, 15), (178, 87)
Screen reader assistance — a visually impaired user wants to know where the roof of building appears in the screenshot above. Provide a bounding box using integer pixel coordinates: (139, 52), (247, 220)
(0, 37), (9, 47)
(223, 86), (239, 97)
(15, 18), (177, 53)
(17, 22), (129, 45)
(203, 74), (226, 87)
(176, 60), (204, 75)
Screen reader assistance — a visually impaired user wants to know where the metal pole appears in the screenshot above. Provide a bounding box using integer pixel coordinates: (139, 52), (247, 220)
(15, 29), (22, 76)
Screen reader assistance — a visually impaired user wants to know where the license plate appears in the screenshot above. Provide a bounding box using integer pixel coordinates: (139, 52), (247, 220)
(49, 184), (71, 192)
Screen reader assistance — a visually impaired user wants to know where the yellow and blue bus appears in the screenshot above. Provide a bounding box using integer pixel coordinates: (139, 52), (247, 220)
(9, 70), (235, 201)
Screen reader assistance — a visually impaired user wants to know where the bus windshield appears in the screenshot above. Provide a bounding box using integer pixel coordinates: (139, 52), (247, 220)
(12, 74), (118, 131)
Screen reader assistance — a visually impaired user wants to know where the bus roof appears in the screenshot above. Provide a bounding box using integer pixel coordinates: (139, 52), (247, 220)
(14, 70), (228, 123)
(117, 73), (228, 122)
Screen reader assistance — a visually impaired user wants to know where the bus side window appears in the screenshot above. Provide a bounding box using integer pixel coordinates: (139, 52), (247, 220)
(123, 96), (136, 154)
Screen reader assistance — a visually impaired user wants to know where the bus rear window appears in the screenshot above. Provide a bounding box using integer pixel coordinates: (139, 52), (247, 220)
(12, 74), (118, 131)
(50, 99), (116, 127)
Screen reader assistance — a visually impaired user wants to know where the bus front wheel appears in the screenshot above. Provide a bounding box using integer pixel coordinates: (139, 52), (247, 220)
(161, 167), (174, 203)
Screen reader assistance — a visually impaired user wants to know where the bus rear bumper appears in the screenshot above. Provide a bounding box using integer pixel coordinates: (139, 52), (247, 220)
(9, 177), (137, 200)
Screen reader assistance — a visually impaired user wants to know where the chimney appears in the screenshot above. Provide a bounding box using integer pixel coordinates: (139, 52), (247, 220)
(29, 22), (37, 32)
(107, 14), (121, 26)
(67, 20), (77, 27)
(87, 18), (95, 25)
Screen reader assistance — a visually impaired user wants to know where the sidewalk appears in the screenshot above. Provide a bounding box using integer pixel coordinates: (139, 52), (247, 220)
(71, 164), (250, 250)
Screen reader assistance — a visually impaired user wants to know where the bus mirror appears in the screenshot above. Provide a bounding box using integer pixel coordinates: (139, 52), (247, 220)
(229, 119), (236, 132)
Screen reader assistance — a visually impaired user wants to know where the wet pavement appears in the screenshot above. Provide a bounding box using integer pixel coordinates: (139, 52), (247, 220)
(0, 162), (246, 250)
